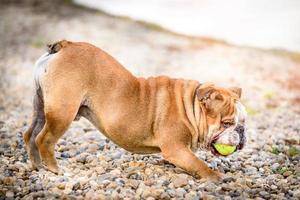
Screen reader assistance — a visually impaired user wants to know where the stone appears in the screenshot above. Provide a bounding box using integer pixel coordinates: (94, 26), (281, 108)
(152, 188), (164, 198)
(173, 174), (188, 188)
(6, 191), (14, 198)
(271, 163), (280, 171)
(111, 190), (120, 199)
(223, 176), (235, 183)
(3, 177), (15, 185)
(259, 191), (271, 198)
(175, 188), (186, 198)
(166, 189), (176, 198)
(57, 182), (65, 190)
(76, 153), (88, 163)
(95, 166), (105, 174)
(141, 187), (152, 199)
(244, 166), (257, 174)
(110, 151), (122, 160)
(293, 190), (300, 198)
(127, 179), (139, 189)
(87, 143), (99, 153)
(145, 168), (153, 176)
(127, 172), (143, 180)
(107, 181), (117, 189)
(270, 185), (277, 190)
(162, 180), (170, 186)
(85, 189), (95, 199)
(185, 191), (198, 200)
(136, 187), (144, 197)
(229, 191), (241, 197)
(72, 182), (81, 190)
(60, 152), (70, 158)
(282, 171), (292, 177)
(160, 192), (170, 199)
(110, 169), (121, 176)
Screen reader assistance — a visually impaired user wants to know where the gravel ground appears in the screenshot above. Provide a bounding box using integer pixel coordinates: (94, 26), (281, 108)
(0, 1), (300, 199)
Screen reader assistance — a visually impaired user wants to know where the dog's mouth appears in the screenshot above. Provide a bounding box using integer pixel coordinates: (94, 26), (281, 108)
(210, 144), (221, 156)
(209, 132), (238, 156)
(208, 124), (247, 156)
(209, 133), (223, 156)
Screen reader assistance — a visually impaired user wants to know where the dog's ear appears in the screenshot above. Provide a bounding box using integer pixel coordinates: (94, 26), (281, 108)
(196, 83), (223, 102)
(196, 84), (225, 113)
(196, 84), (214, 102)
(229, 87), (242, 98)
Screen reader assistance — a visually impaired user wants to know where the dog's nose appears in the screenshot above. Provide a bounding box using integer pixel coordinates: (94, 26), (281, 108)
(235, 125), (245, 134)
(235, 125), (246, 150)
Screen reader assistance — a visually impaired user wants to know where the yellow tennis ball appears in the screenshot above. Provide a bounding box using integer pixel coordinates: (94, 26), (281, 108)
(213, 143), (236, 156)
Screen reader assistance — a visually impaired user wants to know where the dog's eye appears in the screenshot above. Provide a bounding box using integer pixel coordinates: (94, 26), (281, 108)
(222, 121), (233, 128)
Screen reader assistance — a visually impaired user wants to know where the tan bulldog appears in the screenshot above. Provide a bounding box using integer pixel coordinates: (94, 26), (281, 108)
(23, 40), (247, 181)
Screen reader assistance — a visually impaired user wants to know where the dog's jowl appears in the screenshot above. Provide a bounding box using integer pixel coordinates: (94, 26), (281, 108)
(24, 40), (247, 181)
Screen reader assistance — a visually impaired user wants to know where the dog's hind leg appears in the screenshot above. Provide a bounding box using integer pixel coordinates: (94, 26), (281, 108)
(23, 112), (37, 152)
(23, 87), (45, 169)
(35, 88), (82, 174)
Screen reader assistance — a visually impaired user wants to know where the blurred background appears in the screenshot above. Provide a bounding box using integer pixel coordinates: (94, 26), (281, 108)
(75, 0), (300, 52)
(0, 0), (300, 199)
(1, 0), (300, 109)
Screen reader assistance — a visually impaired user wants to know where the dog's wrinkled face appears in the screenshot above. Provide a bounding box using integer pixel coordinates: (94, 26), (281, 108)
(196, 83), (247, 156)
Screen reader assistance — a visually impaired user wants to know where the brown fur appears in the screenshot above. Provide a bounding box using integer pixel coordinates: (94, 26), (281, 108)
(24, 40), (241, 181)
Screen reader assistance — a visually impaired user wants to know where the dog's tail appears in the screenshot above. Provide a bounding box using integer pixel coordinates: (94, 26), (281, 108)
(31, 40), (70, 117)
(32, 40), (71, 123)
(34, 40), (71, 87)
(47, 40), (70, 54)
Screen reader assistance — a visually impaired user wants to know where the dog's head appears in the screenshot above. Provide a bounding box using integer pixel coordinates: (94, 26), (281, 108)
(196, 83), (247, 156)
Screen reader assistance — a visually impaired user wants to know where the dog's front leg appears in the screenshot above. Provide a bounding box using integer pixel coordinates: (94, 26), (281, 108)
(161, 144), (223, 181)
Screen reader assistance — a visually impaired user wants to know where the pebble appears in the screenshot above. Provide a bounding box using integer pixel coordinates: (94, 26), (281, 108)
(60, 152), (70, 158)
(160, 192), (171, 199)
(166, 189), (176, 198)
(3, 177), (16, 185)
(110, 169), (121, 176)
(293, 190), (300, 198)
(230, 191), (241, 197)
(173, 174), (189, 188)
(271, 163), (280, 171)
(72, 182), (81, 190)
(223, 176), (235, 183)
(57, 182), (65, 190)
(259, 191), (271, 198)
(175, 188), (186, 198)
(127, 179), (139, 189)
(283, 171), (292, 177)
(141, 187), (152, 199)
(110, 151), (122, 160)
(95, 166), (105, 174)
(76, 153), (89, 163)
(185, 191), (199, 200)
(87, 143), (99, 153)
(85, 189), (95, 199)
(6, 191), (14, 198)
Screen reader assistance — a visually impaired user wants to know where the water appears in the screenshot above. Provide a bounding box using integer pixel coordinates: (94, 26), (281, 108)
(74, 0), (300, 52)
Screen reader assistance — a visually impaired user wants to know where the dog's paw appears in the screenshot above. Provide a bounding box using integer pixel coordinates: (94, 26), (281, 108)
(43, 164), (63, 175)
(29, 155), (42, 171)
(202, 170), (224, 183)
(30, 162), (42, 171)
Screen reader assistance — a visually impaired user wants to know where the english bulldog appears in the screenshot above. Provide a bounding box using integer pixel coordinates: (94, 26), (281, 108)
(23, 40), (247, 181)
